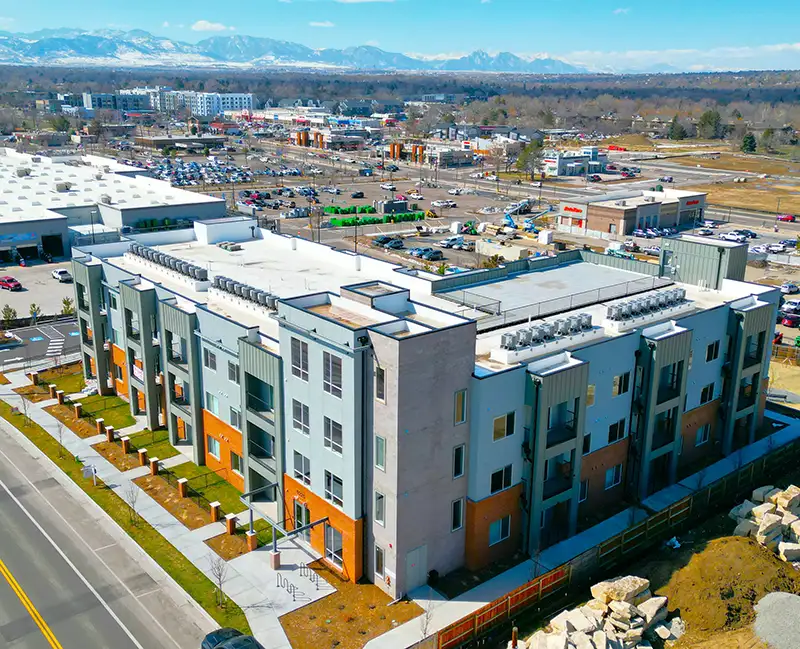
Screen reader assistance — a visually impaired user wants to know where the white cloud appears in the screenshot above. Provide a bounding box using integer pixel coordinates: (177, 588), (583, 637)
(481, 0), (491, 4)
(365, 40), (380, 47)
(612, 7), (629, 14)
(191, 20), (230, 32)
(309, 20), (335, 27)
(278, 0), (292, 3)
(162, 21), (170, 28)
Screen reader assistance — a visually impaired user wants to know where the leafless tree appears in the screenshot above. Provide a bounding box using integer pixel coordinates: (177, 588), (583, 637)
(209, 553), (229, 608)
(56, 421), (65, 458)
(419, 587), (436, 640)
(19, 396), (29, 427)
(123, 482), (140, 526)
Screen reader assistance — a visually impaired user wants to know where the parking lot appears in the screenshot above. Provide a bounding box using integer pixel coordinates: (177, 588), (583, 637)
(0, 261), (76, 316)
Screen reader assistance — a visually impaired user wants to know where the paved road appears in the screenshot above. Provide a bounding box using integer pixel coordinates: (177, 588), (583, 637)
(0, 422), (214, 649)
(0, 320), (80, 371)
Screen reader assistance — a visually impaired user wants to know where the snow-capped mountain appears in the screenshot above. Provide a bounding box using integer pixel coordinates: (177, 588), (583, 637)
(0, 28), (587, 73)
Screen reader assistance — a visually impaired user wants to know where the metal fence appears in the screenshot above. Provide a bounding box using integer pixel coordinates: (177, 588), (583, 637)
(433, 426), (800, 649)
(161, 466), (230, 517)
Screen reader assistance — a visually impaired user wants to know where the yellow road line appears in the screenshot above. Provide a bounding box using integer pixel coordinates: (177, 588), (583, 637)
(0, 558), (63, 649)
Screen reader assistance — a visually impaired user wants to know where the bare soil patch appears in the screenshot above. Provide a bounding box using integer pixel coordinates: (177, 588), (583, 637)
(44, 403), (99, 438)
(91, 440), (140, 472)
(132, 474), (212, 530)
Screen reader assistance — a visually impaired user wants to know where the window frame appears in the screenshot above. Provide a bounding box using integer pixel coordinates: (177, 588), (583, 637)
(205, 392), (219, 416)
(227, 360), (240, 385)
(492, 411), (515, 442)
(375, 436), (386, 471)
(323, 351), (343, 398)
(207, 435), (220, 459)
(452, 444), (465, 479)
(291, 337), (309, 381)
(374, 545), (385, 578)
(696, 423), (711, 447)
(230, 407), (241, 430)
(608, 418), (626, 444)
(293, 451), (311, 486)
(230, 451), (243, 476)
(375, 365), (386, 402)
(612, 372), (630, 397)
(324, 470), (344, 507)
(579, 479), (588, 503)
(605, 463), (623, 490)
(374, 491), (385, 526)
(700, 382), (715, 405)
(292, 399), (310, 435)
(586, 384), (596, 407)
(488, 514), (511, 546)
(323, 417), (344, 455)
(451, 498), (464, 532)
(454, 389), (467, 425)
(490, 464), (512, 495)
(706, 340), (720, 363)
(203, 348), (217, 371)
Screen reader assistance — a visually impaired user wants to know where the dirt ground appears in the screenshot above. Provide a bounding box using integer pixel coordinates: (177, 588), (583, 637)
(280, 559), (423, 649)
(132, 474), (212, 530)
(44, 403), (100, 438)
(686, 180), (800, 214)
(14, 384), (55, 403)
(91, 440), (141, 472)
(671, 153), (800, 177)
(205, 529), (251, 561)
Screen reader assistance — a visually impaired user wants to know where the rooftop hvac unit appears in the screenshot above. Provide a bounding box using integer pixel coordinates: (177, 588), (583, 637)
(266, 295), (278, 310)
(530, 326), (544, 344)
(179, 262), (189, 275)
(518, 328), (532, 346)
(236, 284), (246, 297)
(606, 305), (618, 320)
(157, 253), (167, 266)
(675, 287), (686, 302)
(249, 288), (259, 302)
(580, 313), (592, 329)
(541, 322), (556, 339)
(213, 276), (222, 288)
(196, 268), (208, 281)
(656, 292), (668, 308)
(630, 299), (643, 315)
(554, 319), (570, 336)
(168, 258), (178, 270)
(620, 302), (632, 319)
(501, 332), (517, 350)
(257, 292), (268, 306)
(225, 279), (235, 293)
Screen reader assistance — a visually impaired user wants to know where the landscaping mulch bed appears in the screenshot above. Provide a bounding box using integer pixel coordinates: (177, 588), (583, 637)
(280, 559), (423, 649)
(14, 385), (55, 403)
(91, 440), (141, 472)
(205, 530), (251, 561)
(0, 372), (11, 385)
(44, 403), (99, 439)
(132, 474), (212, 530)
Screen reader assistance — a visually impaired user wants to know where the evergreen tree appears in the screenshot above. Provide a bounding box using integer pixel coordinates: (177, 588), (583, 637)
(668, 116), (687, 140)
(741, 132), (757, 153)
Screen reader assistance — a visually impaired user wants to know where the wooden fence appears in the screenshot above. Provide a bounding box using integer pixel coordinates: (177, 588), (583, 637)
(434, 432), (800, 649)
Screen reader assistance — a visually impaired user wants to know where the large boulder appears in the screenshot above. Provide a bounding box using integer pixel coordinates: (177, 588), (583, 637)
(752, 485), (775, 503)
(752, 502), (777, 521)
(778, 542), (800, 562)
(590, 576), (650, 604)
(637, 596), (668, 628)
(729, 499), (757, 521)
(733, 519), (759, 538)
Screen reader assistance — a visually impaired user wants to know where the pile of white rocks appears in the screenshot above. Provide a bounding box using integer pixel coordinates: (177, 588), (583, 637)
(518, 575), (685, 649)
(729, 484), (800, 562)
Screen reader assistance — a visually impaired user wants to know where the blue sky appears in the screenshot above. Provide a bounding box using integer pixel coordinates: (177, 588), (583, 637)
(5, 0), (800, 70)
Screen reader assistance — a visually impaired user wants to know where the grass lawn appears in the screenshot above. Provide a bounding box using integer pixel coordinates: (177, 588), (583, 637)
(47, 372), (86, 395)
(0, 399), (251, 633)
(80, 394), (136, 429)
(128, 428), (179, 460)
(170, 462), (247, 515)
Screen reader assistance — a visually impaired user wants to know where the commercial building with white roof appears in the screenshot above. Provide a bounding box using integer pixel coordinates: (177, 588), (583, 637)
(71, 219), (779, 600)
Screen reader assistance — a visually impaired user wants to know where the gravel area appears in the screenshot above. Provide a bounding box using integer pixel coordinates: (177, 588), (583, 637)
(755, 591), (800, 649)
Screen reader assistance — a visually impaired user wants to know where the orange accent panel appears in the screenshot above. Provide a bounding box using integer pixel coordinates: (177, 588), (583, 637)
(464, 484), (522, 571)
(283, 474), (363, 583)
(202, 410), (245, 493)
(176, 416), (187, 441)
(111, 344), (128, 397)
(137, 389), (145, 411)
(88, 356), (96, 378)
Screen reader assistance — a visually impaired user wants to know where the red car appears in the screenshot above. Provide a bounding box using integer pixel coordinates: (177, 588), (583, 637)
(0, 276), (21, 291)
(781, 313), (800, 327)
(777, 214), (796, 222)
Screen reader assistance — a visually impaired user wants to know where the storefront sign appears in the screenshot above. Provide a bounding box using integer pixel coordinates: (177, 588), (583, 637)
(563, 206), (584, 214)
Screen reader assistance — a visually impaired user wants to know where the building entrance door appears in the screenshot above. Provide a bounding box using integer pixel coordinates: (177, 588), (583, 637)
(294, 500), (311, 543)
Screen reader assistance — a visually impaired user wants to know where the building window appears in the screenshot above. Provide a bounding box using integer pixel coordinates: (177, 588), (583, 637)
(375, 365), (385, 402)
(325, 525), (344, 569)
(293, 451), (311, 486)
(700, 383), (715, 405)
(112, 329), (122, 346)
(696, 423), (711, 447)
(374, 546), (385, 578)
(492, 412), (515, 441)
(114, 364), (123, 380)
(490, 465), (512, 494)
(203, 348), (217, 371)
(323, 352), (343, 398)
(583, 434), (591, 455)
(608, 419), (626, 444)
(375, 436), (386, 471)
(454, 389), (467, 425)
(291, 338), (308, 381)
(109, 293), (118, 310)
(451, 498), (464, 532)
(228, 361), (239, 384)
(605, 464), (623, 490)
(230, 407), (241, 430)
(207, 436), (220, 459)
(324, 417), (343, 455)
(488, 515), (511, 546)
(205, 392), (219, 416)
(374, 492), (385, 526)
(579, 479), (588, 503)
(453, 444), (465, 479)
(612, 372), (630, 397)
(292, 400), (310, 435)
(706, 340), (720, 363)
(231, 451), (243, 475)
(324, 471), (344, 507)
(587, 384), (596, 407)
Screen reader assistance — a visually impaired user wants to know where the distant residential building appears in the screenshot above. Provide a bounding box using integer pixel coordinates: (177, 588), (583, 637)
(162, 91), (255, 117)
(81, 92), (151, 113)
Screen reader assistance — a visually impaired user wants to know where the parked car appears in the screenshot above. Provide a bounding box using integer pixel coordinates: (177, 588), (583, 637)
(350, 191), (364, 199)
(632, 229), (653, 239)
(781, 239), (798, 248)
(52, 268), (72, 283)
(409, 247), (434, 258)
(701, 220), (718, 228)
(643, 246), (661, 256)
(201, 628), (243, 649)
(453, 241), (475, 252)
(719, 232), (747, 243)
(749, 244), (768, 254)
(384, 239), (405, 250)
(408, 192), (424, 200)
(781, 282), (800, 294)
(782, 313), (800, 328)
(768, 243), (787, 253)
(421, 249), (444, 261)
(782, 300), (800, 313)
(646, 228), (662, 238)
(216, 637), (265, 649)
(0, 276), (21, 290)
(431, 200), (457, 209)
(606, 164), (617, 171)
(660, 176), (674, 182)
(588, 174), (602, 182)
(778, 214), (797, 222)
(732, 229), (758, 239)
(448, 188), (462, 195)
(372, 235), (393, 247)
(380, 183), (396, 191)
(695, 228), (714, 236)
(439, 235), (464, 248)
(385, 164), (399, 172)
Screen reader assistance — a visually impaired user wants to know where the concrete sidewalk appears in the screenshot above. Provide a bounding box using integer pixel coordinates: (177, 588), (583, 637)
(0, 371), (335, 648)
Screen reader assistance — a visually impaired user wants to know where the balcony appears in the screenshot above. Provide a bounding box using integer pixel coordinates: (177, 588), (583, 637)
(127, 327), (141, 341)
(657, 384), (681, 405)
(543, 471), (573, 501)
(738, 389), (757, 410)
(742, 351), (762, 370)
(167, 351), (186, 365)
(78, 300), (90, 313)
(248, 439), (275, 471)
(652, 424), (675, 451)
(170, 391), (191, 411)
(81, 333), (93, 346)
(246, 393), (274, 421)
(546, 417), (577, 449)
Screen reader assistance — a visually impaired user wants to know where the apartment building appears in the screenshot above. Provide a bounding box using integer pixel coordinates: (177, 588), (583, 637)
(73, 220), (778, 599)
(160, 91), (255, 117)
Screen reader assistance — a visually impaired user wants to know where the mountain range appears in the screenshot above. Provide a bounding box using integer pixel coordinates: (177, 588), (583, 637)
(0, 28), (587, 73)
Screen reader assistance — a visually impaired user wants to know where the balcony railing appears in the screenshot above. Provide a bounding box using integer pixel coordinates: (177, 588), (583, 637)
(652, 424), (675, 451)
(546, 417), (577, 449)
(78, 299), (90, 313)
(167, 351), (186, 365)
(657, 384), (681, 405)
(81, 334), (93, 345)
(738, 389), (757, 410)
(171, 392), (190, 408)
(248, 439), (275, 471)
(246, 393), (274, 420)
(742, 351), (762, 370)
(127, 327), (141, 341)
(543, 472), (572, 500)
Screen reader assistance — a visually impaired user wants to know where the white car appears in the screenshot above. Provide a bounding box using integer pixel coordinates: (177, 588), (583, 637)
(781, 282), (799, 294)
(695, 228), (714, 236)
(448, 188), (463, 195)
(380, 183), (396, 191)
(701, 220), (718, 228)
(768, 244), (787, 254)
(431, 200), (457, 209)
(719, 232), (747, 243)
(52, 268), (72, 283)
(749, 245), (768, 254)
(408, 192), (424, 200)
